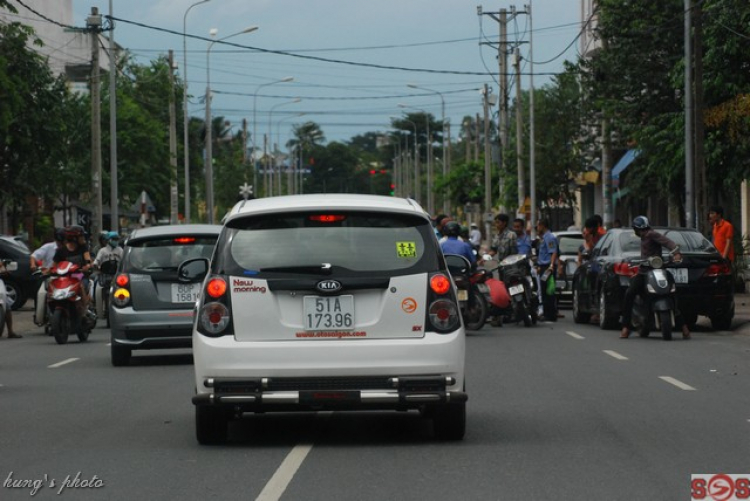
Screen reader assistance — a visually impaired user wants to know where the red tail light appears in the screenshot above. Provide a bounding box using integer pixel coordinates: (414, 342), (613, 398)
(116, 274), (129, 287)
(703, 262), (732, 277)
(613, 262), (639, 277)
(112, 273), (131, 308)
(206, 278), (227, 298)
(173, 237), (196, 244)
(309, 214), (347, 223)
(430, 274), (452, 295)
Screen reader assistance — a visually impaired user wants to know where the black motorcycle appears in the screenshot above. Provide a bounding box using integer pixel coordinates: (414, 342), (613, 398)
(497, 254), (538, 327)
(630, 255), (679, 341)
(444, 254), (488, 330)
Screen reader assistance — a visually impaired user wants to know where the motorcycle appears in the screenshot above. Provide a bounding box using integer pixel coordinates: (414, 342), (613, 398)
(497, 254), (539, 327)
(629, 255), (678, 341)
(471, 263), (512, 327)
(444, 254), (488, 331)
(93, 258), (120, 328)
(47, 261), (97, 344)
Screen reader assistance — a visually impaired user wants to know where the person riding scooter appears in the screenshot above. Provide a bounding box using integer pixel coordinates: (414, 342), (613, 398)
(620, 216), (690, 339)
(52, 226), (93, 315)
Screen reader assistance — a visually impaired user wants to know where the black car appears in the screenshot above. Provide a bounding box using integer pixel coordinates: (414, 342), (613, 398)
(572, 227), (734, 330)
(0, 236), (40, 310)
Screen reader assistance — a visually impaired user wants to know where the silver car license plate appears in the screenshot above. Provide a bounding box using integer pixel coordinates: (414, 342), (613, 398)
(171, 283), (199, 303)
(304, 295), (355, 331)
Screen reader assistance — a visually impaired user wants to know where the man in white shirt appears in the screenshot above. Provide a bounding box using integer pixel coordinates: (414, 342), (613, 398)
(468, 223), (482, 250)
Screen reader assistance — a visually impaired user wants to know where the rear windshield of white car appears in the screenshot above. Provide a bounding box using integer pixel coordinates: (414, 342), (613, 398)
(220, 211), (440, 276)
(124, 236), (217, 272)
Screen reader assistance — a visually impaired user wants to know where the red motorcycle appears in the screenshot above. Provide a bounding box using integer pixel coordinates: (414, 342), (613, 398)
(47, 261), (96, 344)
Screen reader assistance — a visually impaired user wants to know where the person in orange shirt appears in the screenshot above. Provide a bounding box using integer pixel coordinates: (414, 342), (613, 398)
(709, 206), (735, 262)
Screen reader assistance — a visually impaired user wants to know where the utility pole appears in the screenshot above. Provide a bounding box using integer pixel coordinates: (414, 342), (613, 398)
(694, 1), (707, 231)
(514, 48), (526, 216)
(483, 84), (492, 246)
(88, 8), (103, 238)
(684, 0), (695, 229)
(168, 50), (178, 224)
(108, 0), (118, 233)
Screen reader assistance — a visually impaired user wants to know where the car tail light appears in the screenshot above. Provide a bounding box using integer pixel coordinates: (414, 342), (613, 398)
(425, 272), (460, 333)
(197, 274), (233, 337)
(613, 262), (639, 277)
(173, 237), (196, 244)
(703, 262), (732, 277)
(430, 274), (451, 295)
(112, 273), (131, 307)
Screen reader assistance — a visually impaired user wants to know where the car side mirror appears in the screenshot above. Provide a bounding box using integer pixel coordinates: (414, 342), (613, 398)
(177, 257), (209, 283)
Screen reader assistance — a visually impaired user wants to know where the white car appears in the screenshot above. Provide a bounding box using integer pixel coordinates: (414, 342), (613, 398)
(182, 194), (467, 444)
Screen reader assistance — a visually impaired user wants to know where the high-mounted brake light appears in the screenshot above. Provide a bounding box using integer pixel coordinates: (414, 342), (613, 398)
(430, 274), (452, 295)
(206, 277), (227, 298)
(116, 274), (129, 287)
(173, 237), (196, 244)
(309, 214), (347, 223)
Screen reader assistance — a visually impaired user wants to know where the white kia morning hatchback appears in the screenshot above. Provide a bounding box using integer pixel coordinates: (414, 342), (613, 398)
(182, 194), (467, 444)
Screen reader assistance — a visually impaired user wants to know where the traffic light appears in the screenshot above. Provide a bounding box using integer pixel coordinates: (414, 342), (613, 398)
(390, 183), (395, 196)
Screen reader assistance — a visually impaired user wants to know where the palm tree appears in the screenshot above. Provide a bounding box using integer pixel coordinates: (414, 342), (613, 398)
(287, 121), (325, 151)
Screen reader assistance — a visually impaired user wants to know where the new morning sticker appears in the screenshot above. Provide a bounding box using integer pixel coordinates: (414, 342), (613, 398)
(396, 241), (417, 258)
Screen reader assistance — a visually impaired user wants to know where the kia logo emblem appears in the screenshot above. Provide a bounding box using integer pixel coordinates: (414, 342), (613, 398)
(316, 280), (342, 293)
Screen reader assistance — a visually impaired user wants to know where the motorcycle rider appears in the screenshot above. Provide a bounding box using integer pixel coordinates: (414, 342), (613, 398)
(52, 226), (93, 313)
(440, 221), (476, 266)
(620, 216), (690, 339)
(93, 231), (123, 269)
(30, 227), (65, 325)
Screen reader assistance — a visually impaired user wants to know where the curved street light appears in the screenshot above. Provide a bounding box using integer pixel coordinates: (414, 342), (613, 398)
(267, 97), (301, 196)
(252, 76), (294, 197)
(182, 0), (211, 223)
(408, 84), (448, 213)
(205, 25), (258, 223)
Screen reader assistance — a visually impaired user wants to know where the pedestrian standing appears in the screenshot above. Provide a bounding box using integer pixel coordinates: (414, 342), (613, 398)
(709, 206), (735, 262)
(1, 260), (21, 338)
(536, 219), (559, 321)
(469, 223), (482, 251)
(490, 214), (518, 261)
(512, 218), (532, 256)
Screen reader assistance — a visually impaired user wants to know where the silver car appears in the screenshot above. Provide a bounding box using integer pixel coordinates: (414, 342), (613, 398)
(110, 224), (221, 366)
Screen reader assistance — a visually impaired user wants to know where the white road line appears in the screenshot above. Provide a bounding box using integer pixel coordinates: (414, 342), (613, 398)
(659, 376), (697, 391)
(566, 331), (585, 340)
(255, 412), (331, 501)
(48, 358), (80, 368)
(603, 350), (629, 361)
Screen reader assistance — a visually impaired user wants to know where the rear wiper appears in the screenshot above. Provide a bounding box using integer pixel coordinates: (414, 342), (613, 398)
(260, 263), (333, 275)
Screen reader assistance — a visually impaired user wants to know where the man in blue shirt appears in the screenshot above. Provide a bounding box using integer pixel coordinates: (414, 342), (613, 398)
(536, 219), (558, 321)
(440, 221), (476, 266)
(512, 218), (532, 256)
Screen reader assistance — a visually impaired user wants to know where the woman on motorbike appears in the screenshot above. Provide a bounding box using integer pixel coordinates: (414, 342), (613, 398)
(93, 231), (123, 269)
(52, 226), (93, 312)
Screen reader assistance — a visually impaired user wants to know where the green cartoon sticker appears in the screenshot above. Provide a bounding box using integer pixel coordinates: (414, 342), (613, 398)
(396, 241), (417, 258)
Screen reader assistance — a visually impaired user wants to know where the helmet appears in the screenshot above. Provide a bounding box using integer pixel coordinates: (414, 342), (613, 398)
(443, 221), (461, 237)
(64, 225), (84, 239)
(106, 231), (119, 240)
(54, 227), (65, 242)
(632, 216), (650, 230)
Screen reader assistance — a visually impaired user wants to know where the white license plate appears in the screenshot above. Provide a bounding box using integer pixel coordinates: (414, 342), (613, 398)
(509, 284), (524, 296)
(304, 295), (355, 331)
(171, 283), (199, 303)
(457, 289), (468, 301)
(668, 268), (688, 284)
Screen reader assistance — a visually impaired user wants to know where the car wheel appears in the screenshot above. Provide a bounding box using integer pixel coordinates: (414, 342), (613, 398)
(111, 343), (131, 367)
(710, 303), (734, 331)
(196, 406), (229, 445)
(572, 286), (591, 324)
(432, 402), (466, 441)
(598, 288), (618, 330)
(4, 280), (26, 311)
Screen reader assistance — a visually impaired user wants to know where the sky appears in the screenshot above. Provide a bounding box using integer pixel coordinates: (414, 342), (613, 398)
(70, 0), (583, 146)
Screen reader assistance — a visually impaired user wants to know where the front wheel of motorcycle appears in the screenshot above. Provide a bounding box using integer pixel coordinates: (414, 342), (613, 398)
(660, 310), (673, 341)
(465, 290), (488, 331)
(51, 309), (69, 345)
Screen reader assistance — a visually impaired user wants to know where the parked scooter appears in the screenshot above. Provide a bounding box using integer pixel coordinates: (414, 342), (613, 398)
(497, 254), (539, 327)
(471, 262), (512, 327)
(47, 261), (96, 344)
(444, 254), (488, 330)
(629, 255), (678, 341)
(93, 257), (120, 328)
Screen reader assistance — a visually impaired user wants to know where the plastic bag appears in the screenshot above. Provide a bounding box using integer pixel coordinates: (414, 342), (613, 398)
(546, 274), (556, 296)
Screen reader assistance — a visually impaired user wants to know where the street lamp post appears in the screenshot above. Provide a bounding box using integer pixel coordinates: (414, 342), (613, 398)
(182, 0), (211, 224)
(393, 116), (418, 202)
(399, 105), (430, 212)
(252, 76), (294, 197)
(408, 84), (447, 213)
(277, 112), (305, 195)
(205, 26), (258, 223)
(267, 98), (301, 196)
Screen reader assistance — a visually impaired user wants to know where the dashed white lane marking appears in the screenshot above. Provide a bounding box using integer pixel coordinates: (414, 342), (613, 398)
(48, 358), (80, 368)
(603, 350), (629, 361)
(566, 331), (585, 340)
(659, 376), (696, 391)
(255, 411), (331, 501)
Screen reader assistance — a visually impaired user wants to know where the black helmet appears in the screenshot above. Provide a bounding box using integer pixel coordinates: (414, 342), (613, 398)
(54, 227), (65, 242)
(632, 216), (650, 230)
(443, 221), (461, 237)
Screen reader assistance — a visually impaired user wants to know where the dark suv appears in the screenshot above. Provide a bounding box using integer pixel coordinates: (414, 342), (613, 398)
(0, 236), (39, 310)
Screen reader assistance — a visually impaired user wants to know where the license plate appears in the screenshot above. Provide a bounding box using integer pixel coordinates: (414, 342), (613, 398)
(457, 289), (468, 301)
(171, 283), (199, 303)
(668, 268), (688, 284)
(509, 284), (524, 296)
(304, 295), (355, 331)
